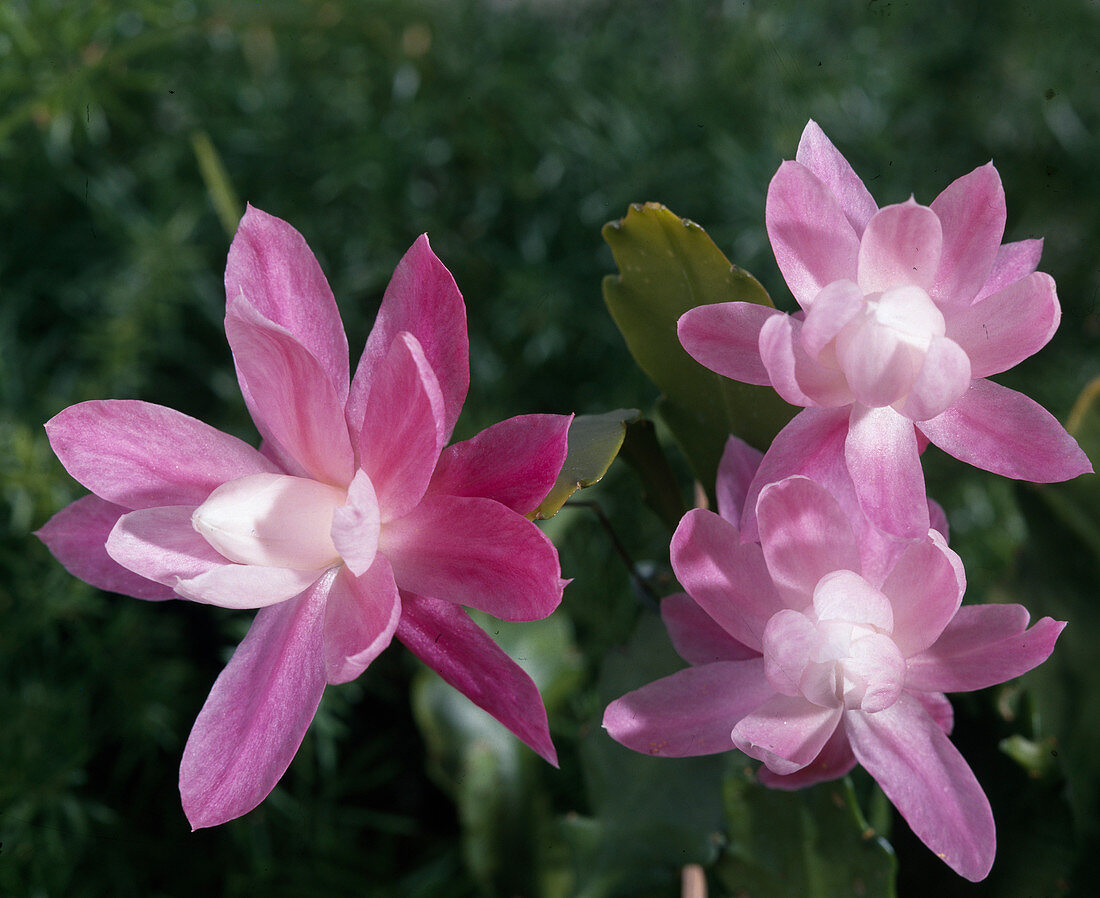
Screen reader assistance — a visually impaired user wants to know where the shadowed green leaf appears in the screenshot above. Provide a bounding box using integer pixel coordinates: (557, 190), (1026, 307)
(602, 202), (794, 489)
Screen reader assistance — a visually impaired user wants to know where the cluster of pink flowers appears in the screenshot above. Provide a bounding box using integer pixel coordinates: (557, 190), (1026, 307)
(605, 121), (1089, 880)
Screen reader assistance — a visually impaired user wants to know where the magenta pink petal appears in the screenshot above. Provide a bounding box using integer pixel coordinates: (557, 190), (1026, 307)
(180, 580), (328, 829)
(225, 295), (354, 486)
(715, 435), (764, 527)
(397, 593), (557, 764)
(946, 272), (1060, 379)
(739, 407), (854, 543)
(911, 691), (954, 734)
(893, 335), (971, 422)
(880, 531), (965, 657)
(755, 475), (860, 608)
(795, 120), (878, 237)
(380, 494), (564, 622)
(427, 413), (571, 515)
(847, 693), (995, 881)
(45, 400), (278, 509)
(845, 404), (929, 538)
(676, 302), (777, 385)
(35, 496), (176, 600)
(766, 161), (861, 309)
(757, 722), (856, 790)
(347, 235), (468, 450)
(905, 604), (1065, 693)
(322, 559), (401, 685)
(929, 162), (1006, 308)
(974, 238), (1043, 303)
(175, 563), (325, 609)
(225, 205), (350, 401)
(357, 332), (445, 520)
(917, 378), (1092, 482)
(671, 509), (781, 650)
(732, 694), (843, 775)
(661, 593), (759, 664)
(604, 659), (773, 757)
(759, 314), (854, 407)
(106, 505), (225, 587)
(857, 200), (943, 294)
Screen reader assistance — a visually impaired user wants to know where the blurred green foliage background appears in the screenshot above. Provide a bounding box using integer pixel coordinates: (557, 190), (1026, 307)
(2, 0), (1099, 895)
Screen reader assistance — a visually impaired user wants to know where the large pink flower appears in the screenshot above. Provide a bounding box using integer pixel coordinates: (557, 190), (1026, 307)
(603, 438), (1064, 882)
(37, 206), (569, 828)
(679, 120), (1091, 537)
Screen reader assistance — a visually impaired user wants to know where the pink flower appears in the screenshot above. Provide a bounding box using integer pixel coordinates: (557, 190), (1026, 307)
(603, 438), (1064, 881)
(679, 120), (1091, 537)
(37, 206), (570, 828)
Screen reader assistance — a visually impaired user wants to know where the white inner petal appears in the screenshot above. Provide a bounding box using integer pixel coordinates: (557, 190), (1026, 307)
(192, 473), (346, 570)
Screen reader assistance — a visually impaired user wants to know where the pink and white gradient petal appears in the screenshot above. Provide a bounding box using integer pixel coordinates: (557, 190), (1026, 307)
(917, 378), (1092, 482)
(381, 494), (565, 622)
(106, 505), (225, 587)
(676, 302), (777, 386)
(795, 120), (878, 236)
(35, 495), (176, 600)
(347, 235), (469, 450)
(45, 400), (278, 509)
(757, 723), (856, 790)
(880, 530), (965, 657)
(322, 560), (401, 685)
(175, 563), (325, 609)
(856, 201), (943, 295)
(892, 335), (971, 422)
(660, 593), (759, 665)
(397, 594), (557, 764)
(427, 413), (572, 516)
(732, 694), (843, 775)
(604, 659), (773, 758)
(180, 581), (328, 830)
(847, 692), (995, 881)
(714, 435), (765, 528)
(759, 314), (854, 407)
(973, 238), (1043, 303)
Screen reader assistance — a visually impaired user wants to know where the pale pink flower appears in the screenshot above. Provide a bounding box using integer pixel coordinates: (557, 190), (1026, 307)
(37, 206), (569, 828)
(603, 438), (1064, 881)
(679, 120), (1090, 538)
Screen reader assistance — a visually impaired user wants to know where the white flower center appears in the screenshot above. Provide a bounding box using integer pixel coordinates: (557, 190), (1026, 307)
(192, 473), (348, 571)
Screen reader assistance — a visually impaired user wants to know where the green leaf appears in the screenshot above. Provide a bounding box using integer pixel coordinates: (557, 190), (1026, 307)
(716, 771), (897, 898)
(602, 202), (794, 489)
(535, 408), (641, 519)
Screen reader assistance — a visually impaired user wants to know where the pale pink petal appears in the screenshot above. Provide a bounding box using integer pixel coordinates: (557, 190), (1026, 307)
(732, 694), (843, 775)
(45, 400), (277, 509)
(905, 604), (1065, 693)
(330, 470), (380, 577)
(661, 593), (759, 664)
(35, 496), (175, 600)
(715, 435), (764, 527)
(180, 580), (328, 829)
(928, 498), (950, 541)
(759, 314), (854, 407)
(757, 723), (856, 789)
(946, 272), (1060, 379)
(912, 691), (954, 734)
(929, 162), (1006, 308)
(176, 563), (325, 609)
(225, 294), (354, 486)
(739, 407), (854, 543)
(755, 475), (861, 608)
(766, 161), (861, 308)
(428, 414), (571, 515)
(397, 593), (557, 764)
(846, 693), (995, 881)
(973, 238), (1043, 303)
(358, 332), (445, 520)
(795, 120), (878, 236)
(380, 495), (564, 622)
(799, 279), (865, 362)
(857, 200), (943, 294)
(813, 570), (893, 630)
(225, 205), (349, 400)
(347, 235), (468, 450)
(880, 531), (965, 657)
(845, 405), (929, 538)
(106, 505), (225, 586)
(670, 509), (781, 651)
(844, 632), (906, 713)
(762, 609), (819, 696)
(604, 659), (773, 757)
(322, 559), (401, 685)
(893, 335), (971, 421)
(676, 302), (776, 385)
(917, 379), (1092, 482)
